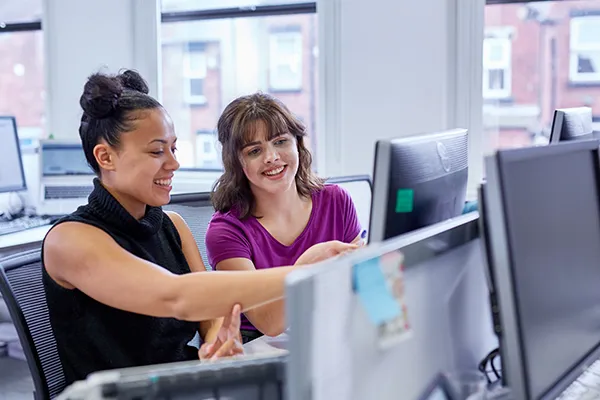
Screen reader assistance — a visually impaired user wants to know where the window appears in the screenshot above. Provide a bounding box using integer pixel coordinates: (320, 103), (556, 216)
(184, 42), (208, 104)
(161, 3), (318, 169)
(483, 35), (512, 99)
(570, 15), (600, 83)
(484, 1), (600, 151)
(0, 1), (45, 143)
(269, 28), (303, 91)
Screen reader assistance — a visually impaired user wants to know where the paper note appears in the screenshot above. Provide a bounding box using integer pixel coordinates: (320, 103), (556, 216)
(353, 251), (411, 348)
(353, 257), (401, 324)
(312, 265), (353, 400)
(395, 189), (414, 213)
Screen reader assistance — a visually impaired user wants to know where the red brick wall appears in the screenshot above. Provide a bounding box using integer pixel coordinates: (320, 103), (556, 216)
(486, 0), (600, 146)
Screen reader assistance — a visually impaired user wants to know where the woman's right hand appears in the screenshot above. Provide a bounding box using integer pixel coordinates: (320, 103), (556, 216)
(295, 240), (359, 266)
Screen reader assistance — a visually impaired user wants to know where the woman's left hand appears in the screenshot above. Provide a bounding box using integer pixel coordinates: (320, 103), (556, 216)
(199, 304), (244, 360)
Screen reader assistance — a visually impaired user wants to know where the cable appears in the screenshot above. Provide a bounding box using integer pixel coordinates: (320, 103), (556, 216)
(479, 347), (502, 384)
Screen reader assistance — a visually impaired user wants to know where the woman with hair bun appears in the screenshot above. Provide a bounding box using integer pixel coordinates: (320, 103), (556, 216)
(42, 70), (357, 386)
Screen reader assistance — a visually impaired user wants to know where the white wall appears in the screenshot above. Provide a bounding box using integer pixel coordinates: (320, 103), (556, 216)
(43, 0), (160, 139)
(317, 0), (485, 197)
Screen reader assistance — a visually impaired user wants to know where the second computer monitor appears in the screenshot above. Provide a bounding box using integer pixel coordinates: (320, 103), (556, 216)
(548, 106), (594, 143)
(369, 128), (468, 243)
(482, 139), (600, 399)
(0, 116), (27, 193)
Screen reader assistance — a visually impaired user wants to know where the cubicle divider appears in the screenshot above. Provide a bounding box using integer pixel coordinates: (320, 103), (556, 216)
(286, 212), (497, 400)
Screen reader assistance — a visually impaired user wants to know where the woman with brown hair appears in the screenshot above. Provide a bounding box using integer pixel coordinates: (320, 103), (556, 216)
(206, 93), (364, 344)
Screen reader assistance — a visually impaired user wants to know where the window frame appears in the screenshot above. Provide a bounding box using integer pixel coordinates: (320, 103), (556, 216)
(160, 2), (317, 171)
(268, 27), (303, 92)
(569, 15), (600, 83)
(0, 7), (43, 148)
(482, 33), (512, 100)
(183, 42), (208, 104)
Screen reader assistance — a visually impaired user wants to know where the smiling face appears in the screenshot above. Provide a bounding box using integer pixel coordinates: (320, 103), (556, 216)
(239, 120), (299, 196)
(94, 107), (180, 209)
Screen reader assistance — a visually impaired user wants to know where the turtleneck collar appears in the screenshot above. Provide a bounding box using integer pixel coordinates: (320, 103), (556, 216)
(87, 178), (163, 239)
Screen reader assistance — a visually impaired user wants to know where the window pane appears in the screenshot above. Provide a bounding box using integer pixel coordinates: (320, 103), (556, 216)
(189, 78), (204, 97)
(576, 17), (600, 45)
(161, 13), (318, 169)
(484, 1), (600, 151)
(0, 0), (43, 23)
(577, 51), (600, 74)
(0, 31), (45, 140)
(161, 0), (309, 13)
(488, 69), (505, 90)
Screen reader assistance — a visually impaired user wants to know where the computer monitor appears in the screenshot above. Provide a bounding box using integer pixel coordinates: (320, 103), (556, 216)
(0, 116), (27, 193)
(368, 128), (468, 243)
(40, 141), (94, 177)
(548, 106), (594, 143)
(481, 139), (600, 399)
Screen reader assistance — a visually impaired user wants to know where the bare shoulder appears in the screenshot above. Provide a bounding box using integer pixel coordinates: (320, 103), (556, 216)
(43, 221), (117, 287)
(164, 210), (183, 223)
(164, 211), (191, 238)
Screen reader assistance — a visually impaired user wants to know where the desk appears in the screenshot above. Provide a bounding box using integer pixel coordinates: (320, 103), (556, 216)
(0, 225), (50, 257)
(243, 333), (288, 357)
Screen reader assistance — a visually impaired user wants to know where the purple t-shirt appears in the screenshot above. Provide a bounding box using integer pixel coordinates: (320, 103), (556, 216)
(205, 184), (361, 331)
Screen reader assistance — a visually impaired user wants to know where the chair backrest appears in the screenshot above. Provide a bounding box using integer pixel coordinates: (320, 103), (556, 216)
(164, 192), (214, 270)
(325, 175), (373, 234)
(0, 249), (66, 399)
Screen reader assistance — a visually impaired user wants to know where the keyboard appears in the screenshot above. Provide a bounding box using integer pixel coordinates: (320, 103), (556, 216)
(0, 215), (54, 236)
(58, 353), (287, 400)
(558, 360), (600, 400)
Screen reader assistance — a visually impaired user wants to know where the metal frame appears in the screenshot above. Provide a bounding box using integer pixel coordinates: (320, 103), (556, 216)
(162, 2), (316, 23)
(0, 21), (41, 33)
(325, 174), (372, 192)
(167, 191), (212, 208)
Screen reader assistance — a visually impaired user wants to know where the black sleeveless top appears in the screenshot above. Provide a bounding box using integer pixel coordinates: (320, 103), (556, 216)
(42, 179), (199, 386)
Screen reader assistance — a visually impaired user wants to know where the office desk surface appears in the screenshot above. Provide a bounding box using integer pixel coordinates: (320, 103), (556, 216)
(243, 333), (288, 357)
(0, 225), (51, 251)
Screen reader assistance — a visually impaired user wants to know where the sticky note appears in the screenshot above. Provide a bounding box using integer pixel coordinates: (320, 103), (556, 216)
(395, 189), (414, 213)
(353, 258), (401, 325)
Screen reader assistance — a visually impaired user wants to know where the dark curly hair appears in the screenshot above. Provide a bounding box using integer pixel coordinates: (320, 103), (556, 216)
(78, 69), (162, 174)
(211, 92), (323, 219)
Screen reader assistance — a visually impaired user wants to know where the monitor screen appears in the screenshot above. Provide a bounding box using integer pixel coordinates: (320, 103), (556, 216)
(491, 141), (600, 398)
(42, 142), (94, 176)
(0, 117), (27, 193)
(369, 129), (468, 243)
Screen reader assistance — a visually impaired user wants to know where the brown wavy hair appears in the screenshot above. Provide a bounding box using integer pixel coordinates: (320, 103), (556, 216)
(211, 92), (324, 219)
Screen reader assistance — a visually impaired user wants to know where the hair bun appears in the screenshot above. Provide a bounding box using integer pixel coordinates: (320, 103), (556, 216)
(79, 73), (123, 119)
(118, 69), (149, 94)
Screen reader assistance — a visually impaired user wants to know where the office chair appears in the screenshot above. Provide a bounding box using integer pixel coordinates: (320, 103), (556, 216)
(0, 249), (66, 399)
(164, 192), (214, 271)
(325, 175), (373, 234)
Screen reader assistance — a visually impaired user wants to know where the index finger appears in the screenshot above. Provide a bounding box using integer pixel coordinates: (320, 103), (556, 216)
(228, 304), (242, 335)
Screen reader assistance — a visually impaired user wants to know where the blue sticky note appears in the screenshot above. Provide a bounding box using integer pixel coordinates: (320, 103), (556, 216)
(353, 258), (401, 325)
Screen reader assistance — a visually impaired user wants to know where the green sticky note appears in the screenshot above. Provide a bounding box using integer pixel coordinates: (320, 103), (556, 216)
(395, 189), (414, 213)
